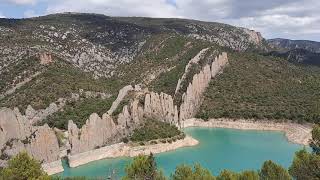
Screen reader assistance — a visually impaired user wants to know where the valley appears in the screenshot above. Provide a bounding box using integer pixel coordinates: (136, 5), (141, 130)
(0, 13), (319, 179)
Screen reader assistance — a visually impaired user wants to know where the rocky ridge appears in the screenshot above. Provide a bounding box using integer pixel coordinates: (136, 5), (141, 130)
(0, 48), (228, 174)
(66, 51), (228, 156)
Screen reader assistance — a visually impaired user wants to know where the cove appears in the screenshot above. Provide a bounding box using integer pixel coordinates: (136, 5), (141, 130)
(57, 127), (307, 178)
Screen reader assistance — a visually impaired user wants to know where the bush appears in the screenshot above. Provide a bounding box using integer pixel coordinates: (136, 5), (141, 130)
(0, 152), (50, 180)
(123, 154), (165, 180)
(151, 141), (158, 144)
(289, 149), (320, 180)
(41, 97), (115, 130)
(130, 119), (181, 142)
(260, 160), (291, 180)
(122, 137), (129, 144)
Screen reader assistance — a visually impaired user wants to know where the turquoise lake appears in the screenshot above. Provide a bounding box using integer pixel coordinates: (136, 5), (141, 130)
(57, 127), (307, 178)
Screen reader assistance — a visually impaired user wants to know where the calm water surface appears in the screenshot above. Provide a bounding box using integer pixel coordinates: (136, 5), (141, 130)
(57, 127), (307, 178)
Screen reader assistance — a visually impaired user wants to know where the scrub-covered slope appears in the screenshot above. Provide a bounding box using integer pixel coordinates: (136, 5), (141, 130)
(198, 52), (320, 123)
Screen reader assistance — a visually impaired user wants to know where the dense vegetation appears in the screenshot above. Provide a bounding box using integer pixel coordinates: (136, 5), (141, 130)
(40, 96), (115, 129)
(130, 119), (183, 142)
(197, 52), (320, 123)
(0, 152), (50, 180)
(123, 153), (166, 180)
(122, 154), (292, 180)
(0, 60), (123, 111)
(0, 56), (44, 93)
(149, 37), (210, 96)
(311, 124), (320, 154)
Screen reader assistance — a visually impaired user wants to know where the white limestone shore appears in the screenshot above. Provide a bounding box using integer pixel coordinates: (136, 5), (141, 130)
(181, 118), (312, 145)
(68, 136), (199, 168)
(42, 160), (64, 175)
(61, 118), (312, 171)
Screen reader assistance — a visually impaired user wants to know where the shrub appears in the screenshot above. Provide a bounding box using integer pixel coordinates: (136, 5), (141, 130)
(122, 137), (129, 144)
(130, 119), (181, 142)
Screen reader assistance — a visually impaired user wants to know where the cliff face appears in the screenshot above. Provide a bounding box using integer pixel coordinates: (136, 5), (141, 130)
(180, 52), (228, 121)
(0, 108), (62, 173)
(0, 108), (31, 148)
(68, 113), (117, 155)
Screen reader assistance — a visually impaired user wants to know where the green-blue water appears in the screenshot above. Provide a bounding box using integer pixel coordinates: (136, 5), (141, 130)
(57, 127), (307, 178)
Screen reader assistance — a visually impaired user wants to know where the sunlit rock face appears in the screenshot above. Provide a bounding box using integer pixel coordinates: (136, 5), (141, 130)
(179, 52), (228, 121)
(0, 108), (61, 165)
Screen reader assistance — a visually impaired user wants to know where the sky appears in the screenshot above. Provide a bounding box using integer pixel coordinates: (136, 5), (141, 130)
(0, 0), (319, 41)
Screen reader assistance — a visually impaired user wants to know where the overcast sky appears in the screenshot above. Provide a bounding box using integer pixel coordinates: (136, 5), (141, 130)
(0, 0), (319, 41)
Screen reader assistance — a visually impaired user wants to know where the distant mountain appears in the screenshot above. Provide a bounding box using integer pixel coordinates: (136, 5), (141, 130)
(266, 48), (320, 66)
(267, 38), (320, 66)
(268, 38), (320, 53)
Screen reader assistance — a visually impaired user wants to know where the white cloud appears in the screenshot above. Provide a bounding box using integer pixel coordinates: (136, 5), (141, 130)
(6, 0), (37, 5)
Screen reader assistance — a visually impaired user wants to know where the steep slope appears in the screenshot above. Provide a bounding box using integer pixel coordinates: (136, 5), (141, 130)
(198, 52), (320, 123)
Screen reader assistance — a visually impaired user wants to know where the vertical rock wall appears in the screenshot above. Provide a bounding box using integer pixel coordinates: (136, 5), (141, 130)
(144, 92), (179, 124)
(68, 113), (116, 155)
(179, 52), (228, 121)
(0, 108), (63, 174)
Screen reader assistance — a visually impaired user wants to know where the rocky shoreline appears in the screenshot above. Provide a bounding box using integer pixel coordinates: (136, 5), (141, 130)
(181, 118), (312, 145)
(42, 160), (64, 175)
(68, 136), (199, 168)
(54, 118), (312, 173)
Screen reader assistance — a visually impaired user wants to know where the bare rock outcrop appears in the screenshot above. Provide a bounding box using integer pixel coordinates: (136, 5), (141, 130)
(25, 103), (59, 124)
(107, 85), (134, 115)
(0, 107), (63, 174)
(0, 108), (31, 148)
(68, 113), (117, 155)
(26, 124), (61, 163)
(39, 52), (53, 65)
(180, 52), (228, 121)
(175, 48), (209, 94)
(144, 92), (178, 125)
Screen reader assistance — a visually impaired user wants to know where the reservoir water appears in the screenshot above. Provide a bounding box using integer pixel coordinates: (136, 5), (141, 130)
(57, 127), (307, 178)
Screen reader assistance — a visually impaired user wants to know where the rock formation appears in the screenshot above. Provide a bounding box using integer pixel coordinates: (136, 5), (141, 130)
(1, 49), (229, 174)
(67, 52), (228, 156)
(39, 52), (53, 65)
(0, 108), (31, 148)
(0, 108), (63, 174)
(25, 103), (59, 124)
(144, 92), (178, 125)
(175, 48), (209, 94)
(107, 85), (139, 115)
(179, 52), (228, 121)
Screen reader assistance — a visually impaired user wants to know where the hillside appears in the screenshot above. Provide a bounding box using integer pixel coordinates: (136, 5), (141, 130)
(268, 38), (320, 53)
(0, 13), (319, 174)
(197, 52), (320, 123)
(0, 13), (268, 125)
